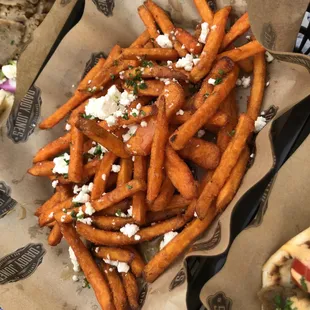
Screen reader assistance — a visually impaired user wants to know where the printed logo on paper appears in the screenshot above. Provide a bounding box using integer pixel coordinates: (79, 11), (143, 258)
(138, 282), (148, 307)
(91, 0), (115, 16)
(0, 181), (17, 219)
(272, 53), (310, 72)
(190, 222), (221, 252)
(82, 52), (107, 79)
(7, 85), (42, 143)
(60, 0), (72, 6)
(261, 22), (276, 50)
(0, 243), (46, 285)
(169, 267), (186, 291)
(207, 291), (232, 310)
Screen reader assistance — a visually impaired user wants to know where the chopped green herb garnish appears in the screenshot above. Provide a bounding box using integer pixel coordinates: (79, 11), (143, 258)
(132, 112), (137, 117)
(227, 130), (235, 137)
(274, 295), (297, 310)
(63, 173), (69, 179)
(218, 69), (225, 76)
(122, 113), (129, 120)
(301, 276), (308, 291)
(70, 211), (77, 219)
(139, 82), (147, 90)
(62, 208), (67, 213)
(0, 71), (5, 80)
(274, 295), (282, 308)
(76, 213), (84, 219)
(82, 113), (93, 119)
(73, 202), (82, 208)
(126, 184), (133, 190)
(204, 92), (209, 98)
(115, 209), (122, 216)
(10, 40), (15, 45)
(110, 74), (115, 80)
(214, 77), (223, 85)
(113, 60), (118, 66)
(140, 110), (146, 116)
(128, 65), (134, 69)
(83, 278), (91, 289)
(64, 159), (70, 165)
(141, 60), (153, 67)
(93, 145), (103, 156)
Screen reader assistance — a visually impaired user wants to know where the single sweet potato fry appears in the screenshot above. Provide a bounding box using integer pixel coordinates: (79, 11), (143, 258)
(35, 192), (61, 217)
(170, 66), (239, 150)
(190, 7), (231, 82)
(138, 5), (159, 39)
(132, 156), (147, 224)
(220, 13), (250, 51)
(147, 96), (169, 202)
(174, 27), (203, 54)
(130, 30), (150, 48)
(60, 224), (115, 310)
(143, 205), (217, 283)
(150, 176), (175, 212)
(28, 161), (54, 177)
(122, 48), (179, 61)
(165, 145), (197, 200)
(92, 152), (118, 200)
(121, 272), (139, 310)
(124, 246), (145, 278)
(216, 147), (250, 210)
(76, 216), (187, 246)
(76, 117), (130, 158)
(193, 0), (214, 24)
(122, 79), (164, 97)
(117, 158), (133, 187)
(92, 216), (134, 230)
(48, 223), (62, 246)
(68, 126), (84, 183)
(247, 52), (266, 121)
(179, 137), (220, 170)
(101, 262), (129, 310)
(33, 132), (71, 163)
(94, 247), (134, 263)
(196, 114), (254, 219)
(146, 207), (187, 223)
(217, 40), (265, 62)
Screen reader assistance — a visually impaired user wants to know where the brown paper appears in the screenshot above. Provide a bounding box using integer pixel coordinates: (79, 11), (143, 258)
(200, 133), (310, 310)
(0, 0), (310, 309)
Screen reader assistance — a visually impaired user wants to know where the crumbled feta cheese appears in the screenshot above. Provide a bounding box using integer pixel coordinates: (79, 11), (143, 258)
(211, 25), (217, 30)
(159, 231), (178, 250)
(2, 61), (17, 79)
(132, 156), (135, 162)
(136, 103), (142, 110)
(176, 54), (195, 71)
(122, 125), (138, 142)
(88, 79), (92, 84)
(266, 81), (270, 87)
(198, 22), (209, 43)
(181, 44), (186, 49)
(111, 165), (121, 173)
(72, 275), (79, 282)
(241, 76), (251, 88)
(236, 79), (242, 86)
(167, 60), (173, 66)
(84, 85), (136, 124)
(95, 247), (100, 253)
(250, 153), (255, 158)
(194, 212), (198, 218)
(246, 35), (251, 40)
(130, 108), (139, 116)
(102, 174), (106, 181)
(156, 34), (173, 48)
(52, 153), (70, 174)
(88, 143), (108, 158)
(72, 183), (93, 203)
(69, 247), (80, 272)
(85, 202), (96, 215)
(103, 258), (130, 273)
(265, 51), (274, 63)
(127, 206), (133, 217)
(254, 116), (267, 133)
(61, 215), (66, 222)
(197, 129), (206, 138)
(72, 84), (75, 88)
(65, 123), (71, 131)
(134, 235), (141, 240)
(140, 121), (147, 127)
(208, 78), (216, 85)
(48, 212), (54, 218)
(176, 109), (184, 116)
(120, 224), (140, 238)
(192, 58), (200, 66)
(52, 180), (58, 188)
(77, 217), (93, 225)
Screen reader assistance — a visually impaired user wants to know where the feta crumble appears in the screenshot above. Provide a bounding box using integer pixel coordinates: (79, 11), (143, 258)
(52, 180), (59, 188)
(159, 231), (178, 250)
(85, 202), (96, 215)
(122, 125), (138, 142)
(72, 183), (93, 204)
(140, 121), (147, 127)
(134, 235), (141, 240)
(2, 61), (17, 79)
(208, 78), (216, 85)
(236, 76), (251, 88)
(254, 116), (267, 133)
(211, 25), (217, 30)
(176, 109), (184, 116)
(120, 224), (140, 238)
(65, 123), (71, 131)
(198, 22), (209, 43)
(111, 165), (121, 173)
(156, 34), (173, 48)
(103, 258), (130, 273)
(194, 212), (198, 218)
(176, 54), (196, 71)
(48, 212), (54, 218)
(197, 129), (206, 138)
(52, 153), (70, 174)
(102, 174), (106, 181)
(72, 275), (79, 282)
(78, 217), (93, 225)
(265, 51), (274, 63)
(69, 247), (80, 272)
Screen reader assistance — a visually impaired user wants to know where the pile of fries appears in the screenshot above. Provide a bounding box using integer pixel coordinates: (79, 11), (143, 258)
(28, 0), (267, 308)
